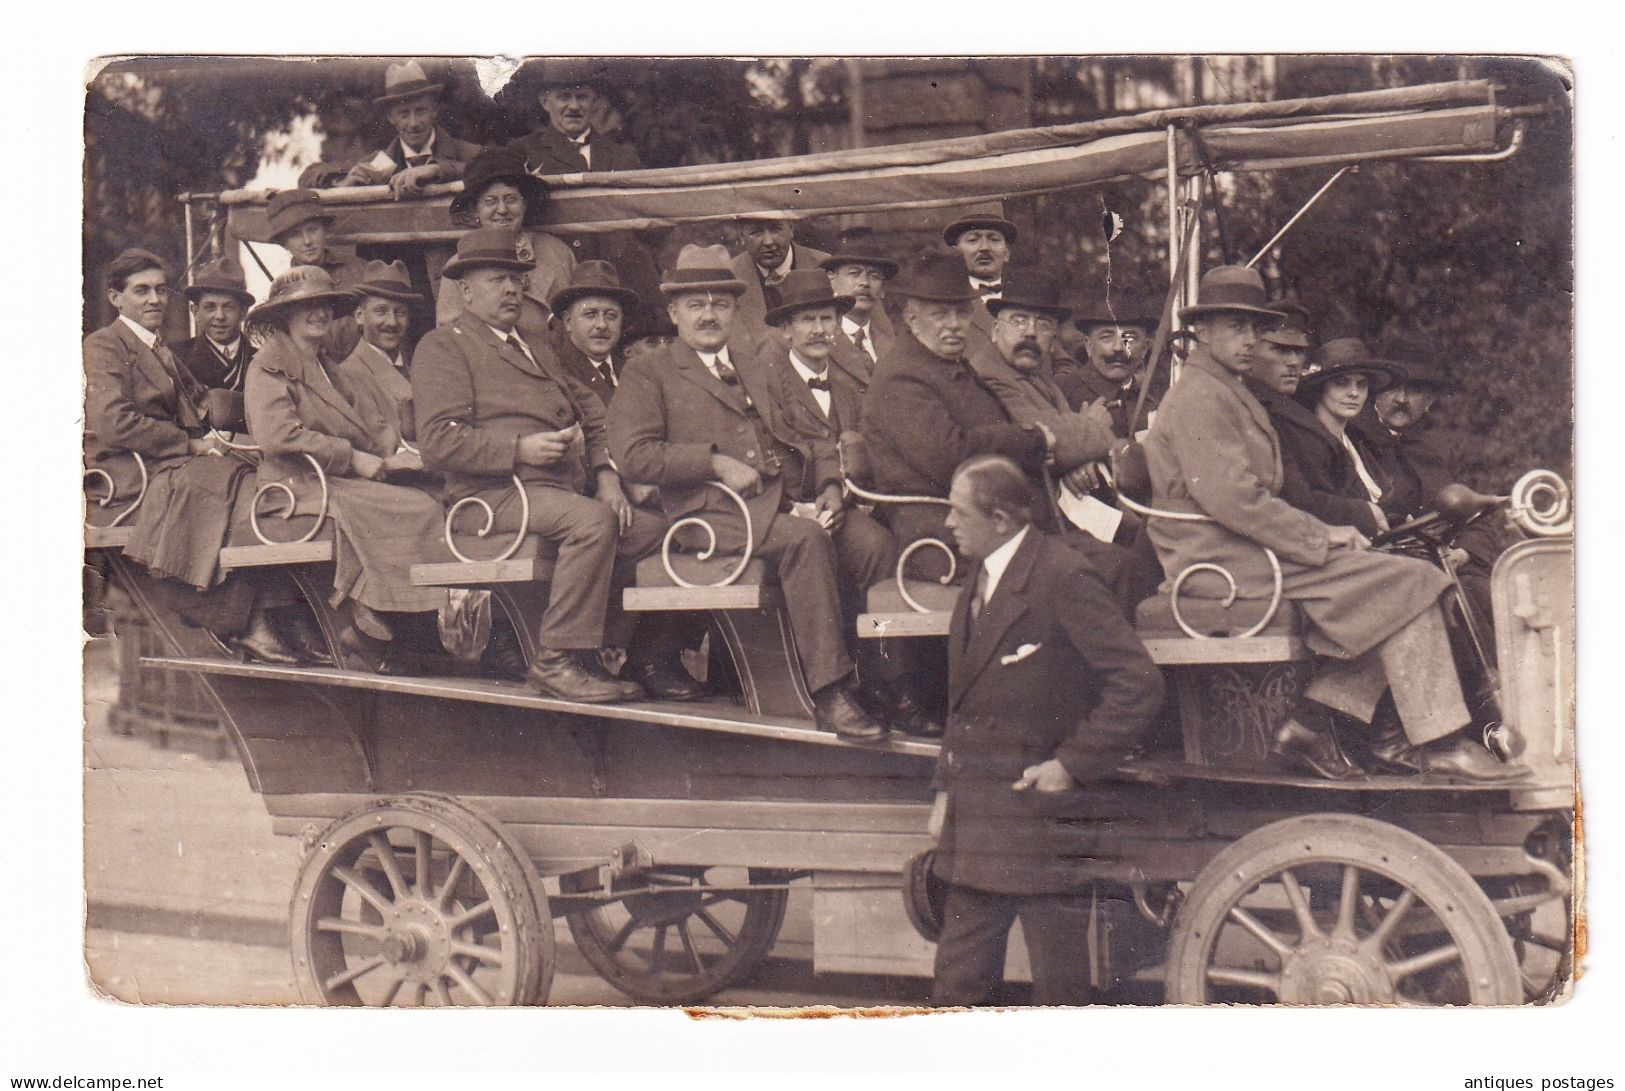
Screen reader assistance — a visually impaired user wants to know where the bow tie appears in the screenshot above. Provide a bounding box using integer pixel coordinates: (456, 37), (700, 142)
(805, 375), (830, 392)
(760, 269), (787, 288)
(975, 281), (1003, 293)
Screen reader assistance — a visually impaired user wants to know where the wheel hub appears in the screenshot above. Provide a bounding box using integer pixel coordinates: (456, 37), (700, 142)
(379, 900), (453, 983)
(1280, 939), (1395, 1005)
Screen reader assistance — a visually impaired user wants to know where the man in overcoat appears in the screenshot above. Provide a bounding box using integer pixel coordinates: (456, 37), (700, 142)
(728, 217), (830, 344)
(173, 256), (256, 395)
(928, 455), (1163, 1005)
(818, 236), (899, 423)
(412, 228), (658, 704)
(607, 246), (891, 741)
(1142, 265), (1525, 783)
(1051, 291), (1160, 434)
(336, 260), (422, 445)
(337, 61), (483, 198)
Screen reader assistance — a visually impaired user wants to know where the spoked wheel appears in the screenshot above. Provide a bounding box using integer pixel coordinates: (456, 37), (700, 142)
(563, 866), (790, 1004)
(1165, 815), (1522, 1006)
(291, 794), (552, 1006)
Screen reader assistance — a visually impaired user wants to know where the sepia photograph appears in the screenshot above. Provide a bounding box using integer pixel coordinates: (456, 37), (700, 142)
(75, 51), (1579, 1023)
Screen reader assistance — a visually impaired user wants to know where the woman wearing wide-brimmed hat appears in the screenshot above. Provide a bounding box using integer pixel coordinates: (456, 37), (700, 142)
(244, 265), (454, 673)
(1270, 336), (1397, 538)
(431, 146), (575, 342)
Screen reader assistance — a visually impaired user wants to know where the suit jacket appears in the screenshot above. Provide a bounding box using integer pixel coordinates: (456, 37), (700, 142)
(1351, 406), (1453, 522)
(860, 331), (1046, 499)
(551, 332), (623, 408)
(358, 127), (483, 184)
(1052, 356), (1162, 437)
(729, 245), (831, 343)
(337, 339), (416, 443)
(967, 346), (1116, 472)
(173, 334), (254, 393)
(84, 319), (206, 498)
(413, 311), (610, 503)
(1254, 383), (1387, 538)
(432, 230), (575, 344)
(757, 341), (858, 458)
(932, 529), (1164, 894)
(608, 340), (837, 553)
(827, 317), (894, 430)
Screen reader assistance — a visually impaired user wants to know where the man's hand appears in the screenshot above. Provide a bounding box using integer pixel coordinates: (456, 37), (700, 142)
(927, 791), (948, 840)
(1368, 502), (1391, 533)
(814, 483), (847, 532)
(1326, 525), (1371, 551)
(389, 164), (439, 199)
(350, 450), (386, 481)
(710, 454), (763, 498)
(595, 470), (635, 533)
(1012, 758), (1076, 794)
(517, 423), (582, 467)
(1062, 464), (1102, 496)
(382, 447), (423, 475)
(625, 482), (658, 507)
(341, 162), (388, 188)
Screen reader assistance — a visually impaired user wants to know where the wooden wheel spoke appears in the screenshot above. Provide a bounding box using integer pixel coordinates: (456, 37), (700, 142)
(316, 916), (387, 939)
(1278, 869), (1322, 942)
(648, 924), (668, 972)
(446, 899), (494, 931)
(323, 955), (386, 992)
(676, 920), (707, 976)
(333, 866), (395, 916)
(412, 830), (433, 897)
(1361, 889), (1417, 954)
(431, 978), (453, 1007)
(698, 892), (746, 909)
(451, 940), (505, 967)
(694, 907), (738, 948)
(367, 832), (411, 902)
(436, 855), (468, 911)
(606, 916), (640, 954)
(379, 973), (410, 1007)
(445, 963), (494, 1006)
(1334, 865), (1362, 942)
(1206, 965), (1282, 995)
(1387, 943), (1462, 981)
(1522, 930), (1569, 952)
(1228, 905), (1296, 961)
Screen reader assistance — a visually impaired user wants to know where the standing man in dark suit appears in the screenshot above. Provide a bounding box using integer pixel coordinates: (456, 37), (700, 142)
(608, 245), (892, 741)
(819, 236), (899, 420)
(942, 210), (1017, 357)
(729, 217), (830, 345)
(508, 59), (662, 303)
(173, 256), (255, 394)
(928, 455), (1164, 1005)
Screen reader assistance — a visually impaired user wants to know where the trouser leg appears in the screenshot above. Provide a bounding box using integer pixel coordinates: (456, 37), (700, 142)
(1016, 893), (1097, 1006)
(832, 510), (907, 684)
(1307, 602), (1469, 745)
(754, 515), (853, 694)
(931, 885), (1018, 1007)
(494, 487), (618, 651)
(603, 506), (665, 651)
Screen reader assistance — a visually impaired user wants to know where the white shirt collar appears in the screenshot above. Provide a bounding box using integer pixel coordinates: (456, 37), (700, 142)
(363, 339), (402, 369)
(488, 322), (535, 361)
(969, 274), (1003, 289)
(208, 335), (241, 357)
(787, 349), (828, 383)
(981, 525), (1030, 604)
(401, 129), (437, 158)
(840, 314), (869, 338)
(695, 345), (734, 376)
(118, 314), (160, 348)
(757, 249), (795, 280)
(569, 129), (591, 146)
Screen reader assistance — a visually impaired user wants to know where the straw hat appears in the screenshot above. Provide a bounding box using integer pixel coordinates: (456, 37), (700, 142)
(244, 266), (354, 327)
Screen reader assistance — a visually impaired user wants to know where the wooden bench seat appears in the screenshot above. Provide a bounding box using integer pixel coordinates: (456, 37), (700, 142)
(857, 579), (958, 638)
(411, 536), (559, 586)
(623, 553), (773, 611)
(219, 516), (334, 568)
(1134, 593), (1308, 664)
(84, 526), (135, 550)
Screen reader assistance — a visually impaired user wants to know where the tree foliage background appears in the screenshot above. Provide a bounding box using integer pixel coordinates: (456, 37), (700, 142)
(84, 55), (1572, 491)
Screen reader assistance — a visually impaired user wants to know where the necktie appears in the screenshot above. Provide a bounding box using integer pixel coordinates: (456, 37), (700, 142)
(713, 360), (739, 385)
(851, 326), (873, 360)
(806, 375), (830, 392)
(505, 334), (532, 366)
(595, 359), (617, 387)
(970, 566), (990, 624)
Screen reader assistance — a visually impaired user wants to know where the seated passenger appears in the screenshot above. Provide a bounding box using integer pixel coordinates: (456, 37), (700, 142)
(1142, 265), (1526, 784)
(758, 269), (940, 736)
(432, 146), (574, 342)
(860, 256), (1051, 576)
(414, 228), (659, 705)
(729, 216), (829, 345)
(173, 256), (255, 394)
(264, 189), (364, 361)
(337, 61), (483, 198)
(942, 210), (1019, 358)
(1051, 291), (1160, 429)
(243, 266), (451, 674)
(607, 245), (892, 741)
(818, 235), (900, 418)
(336, 261), (422, 445)
(86, 248), (314, 665)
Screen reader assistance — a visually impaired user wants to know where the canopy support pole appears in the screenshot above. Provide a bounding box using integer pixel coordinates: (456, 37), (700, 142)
(1246, 165), (1358, 268)
(182, 195), (197, 338)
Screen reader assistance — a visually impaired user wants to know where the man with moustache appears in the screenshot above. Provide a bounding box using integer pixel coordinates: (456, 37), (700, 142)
(942, 211), (1017, 355)
(549, 261), (635, 403)
(337, 61), (482, 198)
(1052, 293), (1160, 435)
(609, 245), (892, 741)
(729, 216), (829, 343)
(173, 257), (256, 394)
(337, 260), (423, 446)
(819, 236), (899, 414)
(1143, 266), (1524, 783)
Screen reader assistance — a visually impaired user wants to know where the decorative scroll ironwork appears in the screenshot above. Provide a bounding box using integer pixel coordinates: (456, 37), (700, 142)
(895, 539), (958, 614)
(445, 474), (530, 564)
(1507, 469), (1572, 538)
(83, 451), (148, 528)
(660, 481), (754, 588)
(210, 432), (331, 547)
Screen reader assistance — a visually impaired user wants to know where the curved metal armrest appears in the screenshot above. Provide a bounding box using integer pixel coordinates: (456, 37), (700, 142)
(445, 474), (530, 564)
(838, 476), (957, 615)
(660, 481), (755, 588)
(84, 451), (148, 528)
(251, 451), (330, 546)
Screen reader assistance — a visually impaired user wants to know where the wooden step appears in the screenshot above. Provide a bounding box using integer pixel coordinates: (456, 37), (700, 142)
(84, 526), (135, 550)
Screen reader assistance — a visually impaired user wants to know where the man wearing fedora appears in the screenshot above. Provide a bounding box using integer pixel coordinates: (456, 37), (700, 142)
(818, 236), (899, 424)
(413, 228), (660, 705)
(265, 189), (365, 361)
(549, 260), (637, 403)
(338, 61), (483, 198)
(336, 260), (424, 445)
(608, 245), (892, 742)
(508, 59), (661, 304)
(173, 256), (256, 394)
(1051, 291), (1161, 437)
(942, 210), (1018, 356)
(861, 256), (1051, 579)
(1143, 265), (1525, 784)
(729, 217), (830, 345)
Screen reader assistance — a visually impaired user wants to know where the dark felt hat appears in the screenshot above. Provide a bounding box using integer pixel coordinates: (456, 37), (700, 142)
(659, 244), (748, 297)
(451, 146), (550, 226)
(351, 260), (421, 304)
(984, 268), (1071, 321)
(891, 256), (980, 305)
(530, 58), (613, 93)
(1178, 265), (1287, 323)
(764, 269), (855, 326)
(184, 256), (254, 307)
(265, 189), (335, 244)
(819, 236), (900, 279)
(440, 227), (536, 280)
(1368, 337), (1459, 391)
(1071, 290), (1159, 331)
(374, 60), (444, 107)
(1262, 298), (1312, 348)
(549, 260), (640, 316)
(244, 266), (354, 327)
(942, 213), (1019, 247)
(1297, 336), (1396, 398)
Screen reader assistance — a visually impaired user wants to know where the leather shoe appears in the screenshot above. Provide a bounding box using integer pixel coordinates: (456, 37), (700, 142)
(527, 650), (639, 704)
(276, 609), (334, 667)
(229, 620), (302, 666)
(481, 625), (529, 682)
(1413, 738), (1533, 784)
(575, 651), (647, 701)
(337, 625), (415, 676)
(626, 657), (705, 701)
(1271, 716), (1359, 780)
(814, 684), (891, 743)
(859, 681), (943, 738)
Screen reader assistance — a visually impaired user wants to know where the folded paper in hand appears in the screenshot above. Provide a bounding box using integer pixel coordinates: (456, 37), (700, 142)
(1057, 488), (1123, 543)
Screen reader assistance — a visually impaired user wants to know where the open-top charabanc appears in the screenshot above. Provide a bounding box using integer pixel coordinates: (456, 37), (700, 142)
(85, 79), (1577, 1006)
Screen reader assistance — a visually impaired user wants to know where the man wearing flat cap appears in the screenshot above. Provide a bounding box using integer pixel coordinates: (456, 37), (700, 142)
(861, 256), (1053, 579)
(173, 256), (256, 394)
(942, 210), (1018, 356)
(818, 236), (899, 424)
(413, 228), (666, 705)
(338, 61), (483, 198)
(1052, 291), (1161, 437)
(729, 217), (830, 345)
(608, 245), (894, 742)
(336, 260), (424, 445)
(1143, 265), (1526, 784)
(264, 189), (365, 361)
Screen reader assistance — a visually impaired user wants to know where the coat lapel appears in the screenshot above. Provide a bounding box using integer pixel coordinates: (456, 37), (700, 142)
(949, 530), (1038, 710)
(673, 345), (753, 416)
